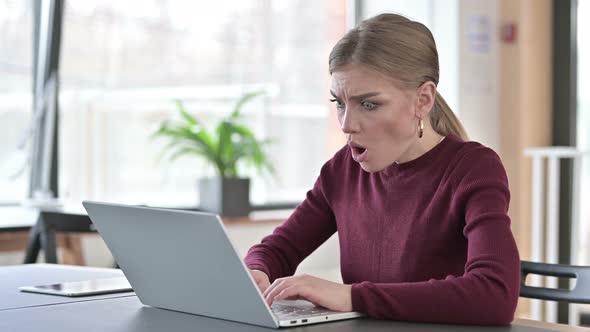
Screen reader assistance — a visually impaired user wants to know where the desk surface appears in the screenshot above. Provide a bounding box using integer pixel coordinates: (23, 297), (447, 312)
(0, 205), (290, 266)
(0, 205), (290, 231)
(0, 264), (587, 332)
(0, 263), (133, 311)
(1, 295), (587, 332)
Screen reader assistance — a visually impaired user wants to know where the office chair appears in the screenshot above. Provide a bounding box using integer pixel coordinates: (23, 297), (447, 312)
(520, 260), (590, 304)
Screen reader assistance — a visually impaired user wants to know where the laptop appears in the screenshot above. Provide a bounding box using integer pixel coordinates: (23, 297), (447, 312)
(82, 201), (363, 328)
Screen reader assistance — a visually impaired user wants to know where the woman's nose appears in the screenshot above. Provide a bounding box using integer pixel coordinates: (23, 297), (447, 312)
(340, 109), (359, 134)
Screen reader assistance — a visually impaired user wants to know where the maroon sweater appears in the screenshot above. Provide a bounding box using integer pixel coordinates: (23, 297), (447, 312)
(244, 134), (520, 325)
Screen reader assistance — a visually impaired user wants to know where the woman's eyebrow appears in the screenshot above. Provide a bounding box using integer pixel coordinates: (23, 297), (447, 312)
(329, 90), (381, 100)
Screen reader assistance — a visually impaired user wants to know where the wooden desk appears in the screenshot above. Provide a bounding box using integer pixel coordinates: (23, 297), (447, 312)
(222, 209), (291, 225)
(0, 207), (85, 265)
(0, 206), (290, 266)
(0, 231), (85, 265)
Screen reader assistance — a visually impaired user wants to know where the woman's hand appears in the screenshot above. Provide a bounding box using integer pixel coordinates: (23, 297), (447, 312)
(249, 269), (271, 293)
(263, 274), (353, 312)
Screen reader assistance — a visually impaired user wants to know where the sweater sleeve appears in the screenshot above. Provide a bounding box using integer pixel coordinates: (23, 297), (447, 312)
(244, 164), (337, 282)
(350, 148), (520, 325)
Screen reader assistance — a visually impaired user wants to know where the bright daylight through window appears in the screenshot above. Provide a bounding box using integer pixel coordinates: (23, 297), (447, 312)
(47, 0), (345, 207)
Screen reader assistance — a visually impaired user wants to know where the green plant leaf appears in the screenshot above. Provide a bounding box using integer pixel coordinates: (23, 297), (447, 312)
(152, 94), (275, 178)
(175, 100), (197, 125)
(175, 101), (217, 151)
(154, 122), (222, 172)
(216, 120), (234, 172)
(168, 146), (211, 162)
(226, 122), (257, 138)
(150, 120), (173, 139)
(230, 90), (265, 118)
(155, 139), (187, 162)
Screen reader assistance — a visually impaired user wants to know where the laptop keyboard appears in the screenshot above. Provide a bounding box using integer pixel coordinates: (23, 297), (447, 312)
(271, 300), (336, 320)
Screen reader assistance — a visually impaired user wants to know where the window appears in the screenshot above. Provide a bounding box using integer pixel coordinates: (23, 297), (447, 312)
(58, 1), (347, 207)
(0, 0), (32, 204)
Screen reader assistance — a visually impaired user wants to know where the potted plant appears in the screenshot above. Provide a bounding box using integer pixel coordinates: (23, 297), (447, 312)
(152, 91), (274, 216)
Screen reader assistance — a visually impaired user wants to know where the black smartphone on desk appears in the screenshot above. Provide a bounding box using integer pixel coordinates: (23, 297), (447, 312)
(19, 277), (133, 297)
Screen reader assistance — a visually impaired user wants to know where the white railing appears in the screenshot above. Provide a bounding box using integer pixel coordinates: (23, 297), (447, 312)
(524, 147), (590, 325)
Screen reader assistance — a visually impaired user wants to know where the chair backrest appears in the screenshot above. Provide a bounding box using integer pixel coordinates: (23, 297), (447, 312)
(520, 260), (590, 304)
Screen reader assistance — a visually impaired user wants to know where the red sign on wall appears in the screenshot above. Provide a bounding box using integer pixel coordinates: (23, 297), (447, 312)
(501, 22), (518, 43)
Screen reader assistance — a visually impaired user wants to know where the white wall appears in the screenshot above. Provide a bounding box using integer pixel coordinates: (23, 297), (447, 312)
(457, 0), (501, 151)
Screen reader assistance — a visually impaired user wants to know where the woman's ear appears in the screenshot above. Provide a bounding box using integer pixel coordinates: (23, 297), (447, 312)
(415, 81), (437, 118)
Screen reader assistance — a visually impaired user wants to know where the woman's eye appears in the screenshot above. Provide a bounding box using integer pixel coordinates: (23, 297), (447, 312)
(361, 101), (378, 110)
(330, 99), (345, 109)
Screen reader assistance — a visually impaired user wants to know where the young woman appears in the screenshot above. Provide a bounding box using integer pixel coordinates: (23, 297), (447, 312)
(244, 13), (520, 325)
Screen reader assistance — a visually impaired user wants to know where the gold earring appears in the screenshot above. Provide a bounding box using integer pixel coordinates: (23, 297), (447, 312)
(418, 118), (424, 138)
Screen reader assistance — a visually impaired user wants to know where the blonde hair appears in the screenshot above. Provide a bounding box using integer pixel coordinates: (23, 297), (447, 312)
(328, 13), (468, 140)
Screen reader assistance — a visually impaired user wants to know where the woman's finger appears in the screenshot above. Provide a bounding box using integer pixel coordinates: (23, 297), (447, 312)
(264, 279), (293, 305)
(263, 276), (287, 298)
(249, 270), (270, 292)
(274, 284), (304, 302)
(257, 280), (270, 293)
(254, 277), (268, 291)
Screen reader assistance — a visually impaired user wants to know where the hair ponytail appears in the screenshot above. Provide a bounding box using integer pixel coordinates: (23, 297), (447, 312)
(431, 92), (468, 140)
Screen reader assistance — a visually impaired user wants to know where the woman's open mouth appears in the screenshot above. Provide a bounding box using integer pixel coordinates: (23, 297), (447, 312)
(350, 144), (368, 162)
